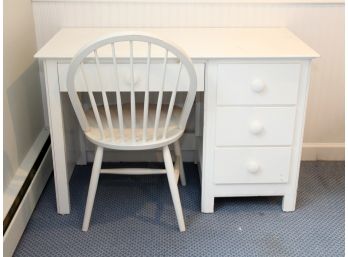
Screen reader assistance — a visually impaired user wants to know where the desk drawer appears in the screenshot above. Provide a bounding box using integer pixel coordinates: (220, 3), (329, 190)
(217, 63), (301, 105)
(216, 106), (296, 146)
(214, 147), (291, 184)
(57, 63), (205, 92)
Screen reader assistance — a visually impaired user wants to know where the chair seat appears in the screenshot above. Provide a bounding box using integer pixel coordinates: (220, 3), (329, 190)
(84, 103), (184, 150)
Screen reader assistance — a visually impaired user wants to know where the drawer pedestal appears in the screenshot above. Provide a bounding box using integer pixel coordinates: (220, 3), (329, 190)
(200, 60), (312, 213)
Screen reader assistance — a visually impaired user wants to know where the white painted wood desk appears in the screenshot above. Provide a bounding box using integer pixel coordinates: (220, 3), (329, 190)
(35, 28), (318, 214)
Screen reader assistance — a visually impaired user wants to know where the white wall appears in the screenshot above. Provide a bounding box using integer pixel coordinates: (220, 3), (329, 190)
(4, 0), (45, 191)
(31, 0), (345, 160)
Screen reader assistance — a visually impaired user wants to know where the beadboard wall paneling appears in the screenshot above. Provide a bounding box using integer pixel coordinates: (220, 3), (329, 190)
(32, 2), (345, 159)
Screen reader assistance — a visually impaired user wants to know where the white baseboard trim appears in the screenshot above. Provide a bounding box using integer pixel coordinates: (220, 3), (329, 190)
(301, 142), (345, 161)
(85, 134), (345, 162)
(3, 129), (50, 218)
(3, 147), (53, 257)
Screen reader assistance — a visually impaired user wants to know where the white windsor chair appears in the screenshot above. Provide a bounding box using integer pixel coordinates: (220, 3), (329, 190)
(67, 32), (197, 232)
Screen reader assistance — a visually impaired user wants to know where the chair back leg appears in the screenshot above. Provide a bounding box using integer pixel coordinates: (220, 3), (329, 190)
(163, 145), (186, 232)
(82, 146), (104, 231)
(174, 141), (186, 186)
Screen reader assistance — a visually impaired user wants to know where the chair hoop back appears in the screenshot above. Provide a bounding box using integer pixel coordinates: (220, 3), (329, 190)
(67, 32), (197, 145)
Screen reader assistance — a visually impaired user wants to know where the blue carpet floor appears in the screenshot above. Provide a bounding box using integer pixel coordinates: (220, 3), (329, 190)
(14, 161), (344, 257)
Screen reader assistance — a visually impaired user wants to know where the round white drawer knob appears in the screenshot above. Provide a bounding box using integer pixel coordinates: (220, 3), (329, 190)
(249, 120), (264, 135)
(251, 79), (266, 93)
(246, 161), (260, 174)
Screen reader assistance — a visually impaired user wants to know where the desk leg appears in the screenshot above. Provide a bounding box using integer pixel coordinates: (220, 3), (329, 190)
(77, 129), (87, 165)
(194, 94), (202, 165)
(76, 93), (88, 165)
(282, 61), (311, 212)
(200, 64), (218, 213)
(201, 194), (215, 213)
(282, 193), (296, 212)
(44, 60), (71, 214)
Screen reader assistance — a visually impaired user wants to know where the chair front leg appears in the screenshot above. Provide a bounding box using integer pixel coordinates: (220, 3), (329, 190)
(82, 146), (104, 231)
(163, 145), (186, 232)
(174, 140), (186, 186)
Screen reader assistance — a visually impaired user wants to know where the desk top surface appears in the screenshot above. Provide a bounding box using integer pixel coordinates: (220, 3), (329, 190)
(35, 27), (319, 59)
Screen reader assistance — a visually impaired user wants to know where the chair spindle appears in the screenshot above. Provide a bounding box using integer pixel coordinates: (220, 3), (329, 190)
(129, 41), (136, 143)
(153, 49), (168, 141)
(94, 50), (115, 142)
(111, 43), (125, 142)
(163, 62), (182, 139)
(80, 63), (105, 139)
(143, 42), (151, 142)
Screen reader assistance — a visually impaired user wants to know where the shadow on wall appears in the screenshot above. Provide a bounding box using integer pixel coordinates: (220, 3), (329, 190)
(3, 152), (13, 191)
(4, 61), (44, 188)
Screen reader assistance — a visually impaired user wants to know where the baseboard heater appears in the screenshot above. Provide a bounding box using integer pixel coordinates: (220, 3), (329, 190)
(3, 132), (53, 257)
